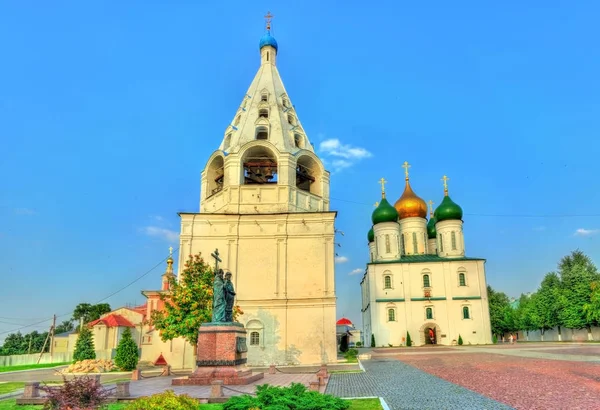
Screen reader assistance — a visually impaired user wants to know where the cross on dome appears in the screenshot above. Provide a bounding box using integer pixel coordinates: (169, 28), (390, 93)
(441, 175), (450, 196)
(428, 200), (435, 216)
(402, 161), (411, 180)
(379, 178), (387, 197)
(264, 11), (273, 30)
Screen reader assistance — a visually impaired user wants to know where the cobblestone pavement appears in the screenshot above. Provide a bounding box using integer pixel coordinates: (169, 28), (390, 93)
(397, 351), (600, 410)
(325, 358), (511, 410)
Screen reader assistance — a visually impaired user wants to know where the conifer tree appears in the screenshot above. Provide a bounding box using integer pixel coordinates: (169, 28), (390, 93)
(406, 331), (412, 347)
(458, 334), (463, 345)
(73, 327), (96, 362)
(370, 334), (375, 348)
(114, 328), (139, 371)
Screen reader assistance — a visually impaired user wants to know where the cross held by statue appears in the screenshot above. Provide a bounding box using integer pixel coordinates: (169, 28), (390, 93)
(211, 249), (222, 273)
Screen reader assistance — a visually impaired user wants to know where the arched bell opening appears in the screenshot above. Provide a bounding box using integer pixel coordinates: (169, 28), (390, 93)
(296, 155), (322, 196)
(242, 145), (278, 185)
(207, 155), (225, 197)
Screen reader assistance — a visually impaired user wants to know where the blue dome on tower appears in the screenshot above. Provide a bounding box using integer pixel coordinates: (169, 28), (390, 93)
(259, 31), (278, 53)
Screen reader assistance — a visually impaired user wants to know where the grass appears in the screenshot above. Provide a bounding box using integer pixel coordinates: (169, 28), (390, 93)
(0, 383), (25, 395)
(347, 398), (384, 410)
(0, 363), (69, 373)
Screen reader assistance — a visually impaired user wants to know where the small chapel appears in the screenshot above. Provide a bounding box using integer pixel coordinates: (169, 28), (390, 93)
(360, 164), (493, 347)
(176, 15), (337, 365)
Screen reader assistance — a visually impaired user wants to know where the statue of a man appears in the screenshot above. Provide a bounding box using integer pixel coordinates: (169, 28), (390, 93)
(224, 272), (236, 322)
(212, 269), (226, 323)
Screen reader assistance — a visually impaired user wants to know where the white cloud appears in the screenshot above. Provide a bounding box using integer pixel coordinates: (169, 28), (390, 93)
(14, 208), (37, 215)
(142, 226), (179, 242)
(150, 215), (165, 222)
(318, 138), (372, 172)
(574, 228), (599, 237)
(335, 256), (349, 264)
(349, 268), (363, 275)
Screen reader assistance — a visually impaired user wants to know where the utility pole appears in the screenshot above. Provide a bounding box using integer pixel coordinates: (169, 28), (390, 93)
(37, 316), (55, 364)
(49, 314), (56, 362)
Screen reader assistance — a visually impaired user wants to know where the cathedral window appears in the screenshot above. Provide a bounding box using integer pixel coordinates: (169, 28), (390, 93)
(266, 51), (269, 61)
(261, 93), (268, 102)
(426, 307), (433, 320)
(423, 274), (431, 288)
(370, 252), (373, 262)
(288, 114), (295, 125)
(235, 115), (241, 126)
(384, 275), (392, 289)
(282, 97), (290, 108)
(385, 234), (391, 253)
(412, 232), (418, 254)
(451, 232), (457, 250)
(250, 331), (260, 345)
(439, 234), (444, 252)
(243, 146), (278, 184)
(387, 308), (396, 322)
(296, 155), (321, 196)
(259, 109), (269, 118)
(256, 126), (269, 140)
(462, 306), (470, 319)
(224, 134), (231, 150)
(458, 272), (466, 286)
(207, 155), (225, 198)
(400, 234), (406, 255)
(294, 133), (303, 148)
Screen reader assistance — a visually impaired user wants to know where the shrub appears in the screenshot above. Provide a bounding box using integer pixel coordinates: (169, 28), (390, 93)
(41, 375), (111, 410)
(406, 332), (412, 347)
(223, 383), (350, 410)
(344, 348), (359, 362)
(73, 327), (96, 363)
(125, 390), (199, 410)
(492, 334), (498, 344)
(458, 334), (463, 345)
(115, 328), (139, 371)
(370, 334), (376, 347)
(355, 341), (362, 347)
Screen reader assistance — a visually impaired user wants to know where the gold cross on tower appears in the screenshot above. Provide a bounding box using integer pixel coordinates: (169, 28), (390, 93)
(379, 178), (387, 197)
(428, 200), (434, 216)
(402, 161), (411, 180)
(168, 246), (173, 256)
(264, 11), (274, 30)
(441, 175), (450, 196)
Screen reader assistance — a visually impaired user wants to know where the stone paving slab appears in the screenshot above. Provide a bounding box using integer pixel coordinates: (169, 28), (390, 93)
(326, 358), (512, 410)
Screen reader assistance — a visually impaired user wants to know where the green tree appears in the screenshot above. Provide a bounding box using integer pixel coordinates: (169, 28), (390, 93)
(55, 320), (74, 335)
(151, 253), (241, 346)
(114, 328), (139, 371)
(557, 251), (600, 336)
(406, 331), (412, 347)
(529, 273), (561, 340)
(370, 334), (375, 348)
(513, 293), (535, 334)
(73, 327), (96, 362)
(487, 286), (512, 337)
(73, 303), (111, 324)
(458, 334), (463, 345)
(584, 281), (600, 324)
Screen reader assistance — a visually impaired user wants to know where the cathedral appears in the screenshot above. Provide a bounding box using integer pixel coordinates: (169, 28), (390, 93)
(361, 164), (493, 346)
(177, 16), (337, 365)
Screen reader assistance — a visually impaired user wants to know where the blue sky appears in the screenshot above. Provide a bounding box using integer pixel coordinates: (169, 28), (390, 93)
(1, 1), (599, 339)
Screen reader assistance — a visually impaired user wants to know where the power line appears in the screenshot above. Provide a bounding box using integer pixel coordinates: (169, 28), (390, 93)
(0, 248), (179, 337)
(329, 196), (600, 218)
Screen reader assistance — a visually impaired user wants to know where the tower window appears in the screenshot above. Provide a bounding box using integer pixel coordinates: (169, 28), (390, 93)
(412, 232), (418, 254)
(235, 115), (241, 126)
(439, 234), (444, 253)
(459, 272), (466, 286)
(426, 307), (433, 320)
(384, 275), (392, 289)
(224, 134), (232, 150)
(256, 126), (268, 140)
(385, 234), (390, 253)
(259, 109), (269, 118)
(282, 98), (290, 108)
(266, 51), (269, 61)
(288, 114), (295, 125)
(463, 306), (470, 319)
(401, 234), (406, 255)
(423, 274), (431, 288)
(451, 232), (457, 250)
(388, 309), (396, 322)
(294, 134), (303, 148)
(250, 331), (260, 345)
(261, 94), (268, 102)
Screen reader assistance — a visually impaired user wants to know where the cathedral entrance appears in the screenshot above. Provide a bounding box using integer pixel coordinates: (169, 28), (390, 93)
(425, 327), (437, 344)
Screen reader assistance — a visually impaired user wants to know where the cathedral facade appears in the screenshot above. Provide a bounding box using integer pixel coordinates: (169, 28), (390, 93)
(177, 21), (337, 365)
(361, 167), (493, 347)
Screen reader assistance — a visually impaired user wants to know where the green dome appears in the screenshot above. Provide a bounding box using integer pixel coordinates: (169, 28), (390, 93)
(372, 198), (399, 225)
(427, 217), (437, 239)
(434, 195), (463, 222)
(368, 227), (374, 243)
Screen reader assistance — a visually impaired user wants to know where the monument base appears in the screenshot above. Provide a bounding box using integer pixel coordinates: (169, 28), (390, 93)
(172, 322), (264, 386)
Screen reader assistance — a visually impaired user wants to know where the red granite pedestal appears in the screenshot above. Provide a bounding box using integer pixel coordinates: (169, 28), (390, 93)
(172, 322), (264, 386)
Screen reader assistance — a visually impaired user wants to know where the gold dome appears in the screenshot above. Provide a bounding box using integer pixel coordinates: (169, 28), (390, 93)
(394, 180), (428, 219)
(394, 161), (427, 219)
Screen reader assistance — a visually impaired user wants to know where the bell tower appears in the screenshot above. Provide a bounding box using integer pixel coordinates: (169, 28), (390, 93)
(179, 14), (338, 366)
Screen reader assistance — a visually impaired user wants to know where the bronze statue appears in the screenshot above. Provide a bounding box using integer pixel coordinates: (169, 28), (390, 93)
(224, 271), (236, 322)
(212, 269), (227, 322)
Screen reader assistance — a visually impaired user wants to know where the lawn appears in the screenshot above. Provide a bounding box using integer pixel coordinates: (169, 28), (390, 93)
(0, 383), (25, 395)
(0, 398), (382, 409)
(0, 363), (69, 373)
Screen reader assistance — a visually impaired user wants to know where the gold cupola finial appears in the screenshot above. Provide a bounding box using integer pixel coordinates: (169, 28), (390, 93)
(264, 11), (273, 31)
(441, 175), (450, 196)
(374, 201), (379, 208)
(379, 178), (387, 198)
(428, 200), (435, 217)
(166, 246), (174, 274)
(402, 161), (411, 181)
